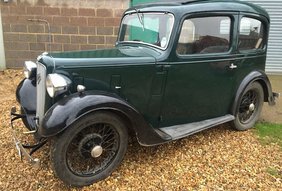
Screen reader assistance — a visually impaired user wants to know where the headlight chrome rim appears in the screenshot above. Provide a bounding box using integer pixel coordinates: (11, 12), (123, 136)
(46, 73), (71, 98)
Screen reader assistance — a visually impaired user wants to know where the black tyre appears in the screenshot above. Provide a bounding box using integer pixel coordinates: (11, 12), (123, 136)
(232, 82), (264, 131)
(50, 112), (128, 187)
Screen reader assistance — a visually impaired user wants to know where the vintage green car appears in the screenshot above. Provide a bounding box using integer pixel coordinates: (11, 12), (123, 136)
(11, 0), (278, 187)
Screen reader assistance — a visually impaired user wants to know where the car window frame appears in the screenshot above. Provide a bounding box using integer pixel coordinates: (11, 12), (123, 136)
(117, 12), (176, 51)
(175, 12), (236, 59)
(237, 14), (268, 54)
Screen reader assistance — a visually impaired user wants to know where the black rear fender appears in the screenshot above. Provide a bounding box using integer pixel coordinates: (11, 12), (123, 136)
(232, 71), (275, 115)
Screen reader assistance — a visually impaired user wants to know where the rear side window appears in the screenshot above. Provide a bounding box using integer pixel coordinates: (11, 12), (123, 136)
(177, 16), (231, 55)
(239, 17), (265, 51)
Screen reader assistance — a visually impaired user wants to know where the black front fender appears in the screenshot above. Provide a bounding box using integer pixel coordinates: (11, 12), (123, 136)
(39, 91), (169, 146)
(16, 79), (36, 114)
(15, 78), (37, 131)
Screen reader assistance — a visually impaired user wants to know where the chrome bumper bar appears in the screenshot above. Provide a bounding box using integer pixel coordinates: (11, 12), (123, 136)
(10, 106), (46, 168)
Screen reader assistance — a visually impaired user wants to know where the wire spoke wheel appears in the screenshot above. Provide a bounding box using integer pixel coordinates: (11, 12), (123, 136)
(66, 123), (119, 176)
(51, 112), (128, 187)
(238, 90), (258, 124)
(232, 82), (264, 131)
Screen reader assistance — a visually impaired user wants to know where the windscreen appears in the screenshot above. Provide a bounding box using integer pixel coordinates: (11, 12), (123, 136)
(118, 12), (174, 49)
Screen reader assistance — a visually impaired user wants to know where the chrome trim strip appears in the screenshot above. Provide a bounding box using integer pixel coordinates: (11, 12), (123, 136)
(36, 62), (46, 127)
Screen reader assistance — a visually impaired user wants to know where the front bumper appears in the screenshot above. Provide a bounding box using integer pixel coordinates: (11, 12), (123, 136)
(10, 106), (46, 167)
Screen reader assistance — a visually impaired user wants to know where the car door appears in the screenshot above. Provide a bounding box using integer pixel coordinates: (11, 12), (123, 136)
(159, 14), (239, 127)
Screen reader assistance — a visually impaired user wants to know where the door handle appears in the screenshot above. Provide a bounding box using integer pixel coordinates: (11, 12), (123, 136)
(229, 63), (237, 69)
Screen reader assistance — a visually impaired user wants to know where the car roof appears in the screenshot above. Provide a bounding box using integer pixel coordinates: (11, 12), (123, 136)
(125, 0), (269, 19)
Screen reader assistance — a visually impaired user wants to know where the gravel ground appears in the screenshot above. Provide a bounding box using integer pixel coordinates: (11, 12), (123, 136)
(0, 70), (281, 191)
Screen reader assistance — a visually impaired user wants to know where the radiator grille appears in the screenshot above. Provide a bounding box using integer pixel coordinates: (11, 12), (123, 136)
(36, 62), (46, 126)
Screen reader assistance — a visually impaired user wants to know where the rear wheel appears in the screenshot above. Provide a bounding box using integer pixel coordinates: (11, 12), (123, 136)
(232, 82), (264, 131)
(50, 112), (128, 187)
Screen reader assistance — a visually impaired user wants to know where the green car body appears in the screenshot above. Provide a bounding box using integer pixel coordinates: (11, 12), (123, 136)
(11, 0), (277, 186)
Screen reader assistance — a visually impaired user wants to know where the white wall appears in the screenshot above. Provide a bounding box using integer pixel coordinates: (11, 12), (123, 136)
(0, 9), (6, 71)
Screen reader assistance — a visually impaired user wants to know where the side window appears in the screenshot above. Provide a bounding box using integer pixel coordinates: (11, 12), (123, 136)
(177, 16), (231, 55)
(239, 17), (265, 51)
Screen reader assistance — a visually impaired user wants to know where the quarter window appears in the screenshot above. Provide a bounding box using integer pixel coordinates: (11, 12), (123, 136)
(177, 16), (231, 55)
(239, 17), (265, 51)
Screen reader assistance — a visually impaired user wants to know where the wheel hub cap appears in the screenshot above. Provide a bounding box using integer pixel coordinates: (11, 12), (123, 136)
(249, 103), (255, 112)
(91, 145), (103, 158)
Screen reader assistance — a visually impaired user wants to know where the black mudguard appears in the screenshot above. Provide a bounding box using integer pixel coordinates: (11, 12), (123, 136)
(16, 79), (37, 114)
(15, 79), (37, 131)
(39, 91), (170, 146)
(232, 70), (275, 115)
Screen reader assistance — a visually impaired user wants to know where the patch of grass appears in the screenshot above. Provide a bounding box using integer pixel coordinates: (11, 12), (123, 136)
(266, 167), (282, 178)
(255, 122), (282, 147)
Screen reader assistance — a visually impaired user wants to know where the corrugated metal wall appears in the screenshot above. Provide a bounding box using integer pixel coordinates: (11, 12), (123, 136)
(242, 0), (282, 74)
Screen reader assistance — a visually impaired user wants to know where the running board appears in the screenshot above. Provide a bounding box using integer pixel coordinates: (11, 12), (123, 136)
(159, 115), (235, 140)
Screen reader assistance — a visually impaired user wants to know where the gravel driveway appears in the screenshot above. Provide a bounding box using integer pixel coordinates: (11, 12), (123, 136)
(0, 70), (281, 190)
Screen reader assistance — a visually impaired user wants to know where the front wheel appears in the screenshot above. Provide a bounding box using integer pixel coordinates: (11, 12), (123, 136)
(232, 82), (264, 131)
(50, 112), (128, 187)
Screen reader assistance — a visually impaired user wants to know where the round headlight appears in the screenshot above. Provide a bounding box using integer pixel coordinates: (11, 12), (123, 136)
(46, 73), (71, 98)
(23, 61), (37, 79)
(46, 77), (55, 98)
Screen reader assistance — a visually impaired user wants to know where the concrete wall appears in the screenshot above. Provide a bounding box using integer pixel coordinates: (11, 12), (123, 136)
(0, 0), (129, 68)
